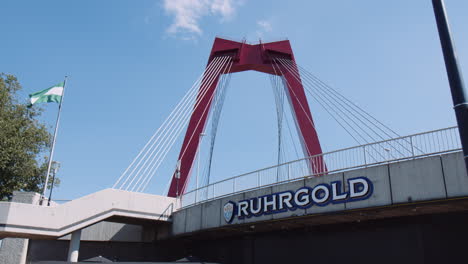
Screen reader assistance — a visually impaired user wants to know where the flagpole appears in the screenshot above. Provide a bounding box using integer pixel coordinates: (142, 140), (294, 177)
(41, 76), (68, 206)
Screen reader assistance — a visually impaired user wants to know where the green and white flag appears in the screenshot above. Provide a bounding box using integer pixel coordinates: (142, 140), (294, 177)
(29, 83), (64, 106)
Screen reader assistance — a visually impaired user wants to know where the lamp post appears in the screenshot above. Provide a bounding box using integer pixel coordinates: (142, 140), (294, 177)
(175, 160), (181, 198)
(383, 148), (391, 162)
(432, 0), (468, 173)
(47, 161), (60, 206)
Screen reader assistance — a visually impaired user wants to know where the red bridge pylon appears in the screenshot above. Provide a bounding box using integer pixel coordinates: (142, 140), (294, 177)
(168, 38), (326, 197)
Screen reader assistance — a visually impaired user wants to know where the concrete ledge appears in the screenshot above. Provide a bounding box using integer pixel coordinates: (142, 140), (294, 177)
(172, 152), (468, 236)
(0, 189), (176, 239)
(344, 165), (392, 210)
(58, 222), (144, 242)
(185, 205), (202, 233)
(202, 199), (221, 229)
(305, 173), (345, 215)
(172, 209), (186, 235)
(390, 156), (446, 203)
(441, 152), (468, 198)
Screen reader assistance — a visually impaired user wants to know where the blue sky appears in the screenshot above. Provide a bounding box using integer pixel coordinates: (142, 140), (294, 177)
(1, 0), (467, 200)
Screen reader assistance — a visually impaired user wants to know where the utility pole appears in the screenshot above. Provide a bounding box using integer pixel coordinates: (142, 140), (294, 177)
(432, 0), (468, 173)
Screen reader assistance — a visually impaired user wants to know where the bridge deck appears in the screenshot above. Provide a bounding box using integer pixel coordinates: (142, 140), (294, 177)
(1, 152), (466, 241)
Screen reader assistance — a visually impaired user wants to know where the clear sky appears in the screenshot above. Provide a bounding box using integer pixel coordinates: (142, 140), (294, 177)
(1, 0), (467, 200)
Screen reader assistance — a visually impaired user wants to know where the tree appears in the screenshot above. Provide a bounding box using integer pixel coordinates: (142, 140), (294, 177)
(0, 73), (58, 200)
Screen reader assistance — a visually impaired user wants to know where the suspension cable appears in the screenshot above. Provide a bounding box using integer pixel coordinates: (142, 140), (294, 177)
(136, 57), (233, 192)
(177, 58), (235, 194)
(273, 57), (385, 161)
(113, 56), (224, 189)
(277, 59), (397, 158)
(290, 60), (422, 154)
(279, 58), (412, 157)
(120, 56), (229, 191)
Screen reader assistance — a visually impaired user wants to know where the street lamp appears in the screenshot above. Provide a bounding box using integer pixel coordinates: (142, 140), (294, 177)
(47, 161), (60, 206)
(432, 0), (468, 172)
(383, 148), (391, 162)
(175, 160), (181, 198)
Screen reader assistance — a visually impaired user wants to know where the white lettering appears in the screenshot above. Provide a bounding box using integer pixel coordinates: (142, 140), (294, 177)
(238, 201), (249, 217)
(263, 195), (277, 212)
(349, 178), (369, 198)
(294, 188), (310, 207)
(311, 185), (330, 204)
(228, 177), (372, 223)
(250, 198), (262, 214)
(278, 192), (293, 210)
(331, 182), (348, 201)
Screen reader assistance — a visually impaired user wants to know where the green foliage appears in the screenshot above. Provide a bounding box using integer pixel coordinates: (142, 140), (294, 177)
(0, 73), (59, 200)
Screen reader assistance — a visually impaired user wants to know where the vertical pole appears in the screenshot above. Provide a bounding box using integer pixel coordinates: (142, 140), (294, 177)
(67, 229), (81, 262)
(41, 77), (68, 205)
(47, 169), (55, 206)
(175, 160), (181, 198)
(363, 145), (367, 166)
(176, 178), (179, 197)
(196, 133), (205, 204)
(410, 136), (415, 158)
(257, 172), (260, 187)
(47, 162), (59, 206)
(432, 0), (468, 173)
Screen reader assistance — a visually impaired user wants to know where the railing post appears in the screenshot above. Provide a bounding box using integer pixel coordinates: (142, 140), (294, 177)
(287, 163), (290, 180)
(310, 157), (315, 177)
(363, 145), (367, 166)
(276, 166), (279, 183)
(195, 188), (198, 204)
(212, 184), (216, 199)
(233, 178), (236, 193)
(320, 156), (325, 176)
(410, 136), (415, 158)
(257, 172), (260, 188)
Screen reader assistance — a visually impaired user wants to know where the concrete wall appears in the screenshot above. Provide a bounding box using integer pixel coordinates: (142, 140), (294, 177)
(0, 192), (40, 264)
(172, 152), (468, 235)
(58, 221), (144, 242)
(0, 192), (161, 263)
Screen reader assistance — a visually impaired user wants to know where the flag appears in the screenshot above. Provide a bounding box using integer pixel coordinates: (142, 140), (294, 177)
(29, 83), (64, 106)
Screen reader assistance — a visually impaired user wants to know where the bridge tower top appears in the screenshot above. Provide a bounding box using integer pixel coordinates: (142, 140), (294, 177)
(208, 37), (295, 75)
(167, 37), (325, 197)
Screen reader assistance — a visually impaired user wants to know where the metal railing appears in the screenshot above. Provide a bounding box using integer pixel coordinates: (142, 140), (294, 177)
(180, 126), (461, 208)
